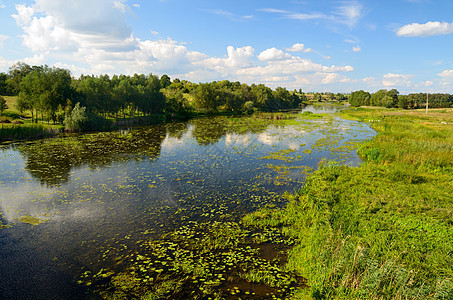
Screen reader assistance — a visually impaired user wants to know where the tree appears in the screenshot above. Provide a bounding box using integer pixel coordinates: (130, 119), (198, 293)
(272, 87), (302, 109)
(381, 96), (394, 108)
(75, 75), (113, 115)
(0, 73), (10, 95)
(222, 90), (243, 113)
(0, 96), (7, 115)
(7, 62), (34, 95)
(349, 90), (371, 107)
(111, 76), (135, 117)
(314, 92), (322, 102)
(160, 74), (171, 89)
(18, 66), (73, 123)
(384, 89), (399, 108)
(336, 93), (347, 101)
(398, 95), (409, 109)
(251, 84), (274, 110)
(327, 93), (335, 101)
(165, 91), (191, 115)
(370, 89), (387, 106)
(136, 85), (166, 115)
(193, 83), (218, 113)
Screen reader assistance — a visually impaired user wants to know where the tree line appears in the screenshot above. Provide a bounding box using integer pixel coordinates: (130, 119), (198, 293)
(349, 89), (453, 109)
(0, 63), (308, 130)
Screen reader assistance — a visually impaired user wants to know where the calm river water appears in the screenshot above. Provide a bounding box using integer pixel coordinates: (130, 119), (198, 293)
(0, 109), (374, 299)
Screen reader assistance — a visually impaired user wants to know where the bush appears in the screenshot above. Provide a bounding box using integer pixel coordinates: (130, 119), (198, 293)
(64, 102), (87, 132)
(243, 101), (255, 114)
(64, 102), (112, 132)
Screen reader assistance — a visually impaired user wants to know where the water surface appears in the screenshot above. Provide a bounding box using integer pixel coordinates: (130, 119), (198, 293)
(0, 112), (374, 299)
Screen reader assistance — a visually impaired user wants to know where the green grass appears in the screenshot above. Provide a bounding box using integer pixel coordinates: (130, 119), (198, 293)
(0, 123), (60, 142)
(245, 108), (453, 299)
(0, 95), (63, 142)
(2, 95), (20, 114)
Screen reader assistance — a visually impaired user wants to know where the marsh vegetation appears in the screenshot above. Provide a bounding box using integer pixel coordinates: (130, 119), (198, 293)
(246, 108), (453, 299)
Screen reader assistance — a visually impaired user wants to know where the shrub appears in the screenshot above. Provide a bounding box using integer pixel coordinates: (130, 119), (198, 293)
(64, 102), (112, 132)
(64, 102), (87, 132)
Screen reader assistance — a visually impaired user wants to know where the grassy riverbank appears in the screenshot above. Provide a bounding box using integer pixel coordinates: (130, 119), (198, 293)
(245, 108), (453, 299)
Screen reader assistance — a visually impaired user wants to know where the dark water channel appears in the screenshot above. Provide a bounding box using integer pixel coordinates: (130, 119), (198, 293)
(0, 110), (375, 299)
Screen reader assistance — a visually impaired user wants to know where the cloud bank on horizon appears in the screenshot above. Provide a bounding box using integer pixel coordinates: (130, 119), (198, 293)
(0, 0), (452, 93)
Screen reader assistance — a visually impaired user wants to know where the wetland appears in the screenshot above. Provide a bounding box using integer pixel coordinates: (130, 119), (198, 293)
(0, 109), (376, 299)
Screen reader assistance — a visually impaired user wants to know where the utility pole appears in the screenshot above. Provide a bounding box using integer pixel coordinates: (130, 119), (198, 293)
(426, 92), (429, 114)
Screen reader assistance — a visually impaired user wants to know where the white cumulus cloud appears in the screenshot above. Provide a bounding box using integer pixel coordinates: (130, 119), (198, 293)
(438, 69), (453, 86)
(321, 73), (350, 84)
(8, 0), (358, 92)
(382, 73), (413, 87)
(258, 48), (291, 61)
(286, 43), (312, 53)
(397, 21), (453, 37)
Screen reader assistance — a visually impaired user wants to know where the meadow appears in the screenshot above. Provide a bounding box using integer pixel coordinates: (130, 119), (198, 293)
(245, 107), (453, 299)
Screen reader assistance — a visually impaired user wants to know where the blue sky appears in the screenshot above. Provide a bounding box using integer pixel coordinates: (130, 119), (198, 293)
(1, 0), (453, 93)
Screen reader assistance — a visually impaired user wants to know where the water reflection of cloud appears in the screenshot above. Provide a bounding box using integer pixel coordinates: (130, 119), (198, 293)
(257, 126), (308, 148)
(257, 132), (275, 145)
(224, 133), (253, 147)
(161, 126), (194, 151)
(0, 181), (104, 224)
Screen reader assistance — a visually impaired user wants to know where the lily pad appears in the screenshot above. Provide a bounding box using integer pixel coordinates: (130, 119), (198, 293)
(17, 215), (49, 225)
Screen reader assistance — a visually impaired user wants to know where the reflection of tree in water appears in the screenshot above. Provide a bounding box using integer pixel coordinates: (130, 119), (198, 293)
(191, 116), (275, 146)
(165, 122), (189, 139)
(191, 118), (228, 146)
(18, 115), (284, 186)
(18, 126), (167, 186)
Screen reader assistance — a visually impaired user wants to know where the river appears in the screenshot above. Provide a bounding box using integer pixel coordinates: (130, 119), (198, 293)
(0, 108), (374, 299)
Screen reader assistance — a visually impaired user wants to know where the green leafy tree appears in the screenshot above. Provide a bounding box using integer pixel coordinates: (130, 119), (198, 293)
(385, 89), (399, 108)
(193, 83), (218, 113)
(273, 87), (293, 108)
(349, 90), (371, 107)
(0, 73), (11, 95)
(160, 74), (171, 89)
(165, 91), (191, 115)
(17, 66), (73, 123)
(222, 90), (243, 113)
(398, 95), (409, 109)
(74, 75), (113, 115)
(327, 92), (335, 101)
(112, 77), (135, 118)
(7, 62), (34, 95)
(0, 96), (7, 115)
(251, 84), (274, 110)
(336, 93), (347, 101)
(136, 85), (166, 116)
(314, 92), (322, 102)
(147, 74), (161, 92)
(370, 89), (387, 106)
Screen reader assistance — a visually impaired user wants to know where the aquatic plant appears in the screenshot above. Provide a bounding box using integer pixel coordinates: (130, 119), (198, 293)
(247, 108), (453, 299)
